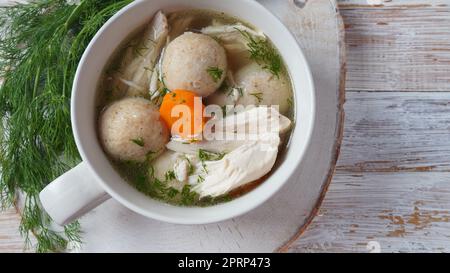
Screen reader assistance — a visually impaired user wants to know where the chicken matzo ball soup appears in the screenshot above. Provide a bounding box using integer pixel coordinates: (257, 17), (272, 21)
(96, 9), (295, 206)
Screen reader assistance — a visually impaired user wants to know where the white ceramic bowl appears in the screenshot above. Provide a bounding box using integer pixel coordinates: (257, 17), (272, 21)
(70, 0), (315, 224)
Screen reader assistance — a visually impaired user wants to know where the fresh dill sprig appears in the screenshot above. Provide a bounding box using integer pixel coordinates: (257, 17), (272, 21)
(198, 149), (226, 173)
(236, 28), (283, 77)
(181, 184), (197, 205)
(197, 174), (205, 183)
(198, 149), (226, 162)
(0, 0), (132, 253)
(130, 137), (145, 147)
(198, 149), (225, 173)
(145, 150), (157, 161)
(206, 66), (223, 82)
(249, 92), (264, 103)
(164, 170), (176, 181)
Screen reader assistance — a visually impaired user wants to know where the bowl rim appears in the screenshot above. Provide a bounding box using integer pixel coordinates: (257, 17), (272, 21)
(71, 0), (316, 224)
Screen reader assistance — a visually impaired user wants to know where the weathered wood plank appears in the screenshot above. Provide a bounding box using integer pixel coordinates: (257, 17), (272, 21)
(337, 92), (450, 172)
(341, 4), (450, 91)
(0, 208), (28, 253)
(339, 0), (449, 8)
(290, 91), (450, 252)
(288, 171), (450, 253)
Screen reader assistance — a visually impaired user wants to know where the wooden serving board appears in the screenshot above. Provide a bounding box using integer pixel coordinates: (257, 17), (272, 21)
(65, 0), (346, 253)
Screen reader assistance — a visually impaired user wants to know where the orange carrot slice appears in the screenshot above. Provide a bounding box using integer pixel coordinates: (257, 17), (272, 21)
(159, 89), (206, 139)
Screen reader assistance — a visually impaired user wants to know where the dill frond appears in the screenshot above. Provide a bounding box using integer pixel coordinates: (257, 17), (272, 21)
(236, 28), (283, 77)
(206, 66), (223, 82)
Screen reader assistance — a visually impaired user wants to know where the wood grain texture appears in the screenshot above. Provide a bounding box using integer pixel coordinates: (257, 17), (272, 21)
(339, 0), (449, 8)
(337, 92), (450, 172)
(288, 171), (450, 253)
(0, 208), (27, 253)
(342, 5), (450, 91)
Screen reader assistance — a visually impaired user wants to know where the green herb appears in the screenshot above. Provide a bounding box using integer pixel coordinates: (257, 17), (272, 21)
(227, 87), (244, 98)
(145, 150), (157, 162)
(211, 35), (222, 44)
(129, 42), (148, 57)
(197, 175), (205, 183)
(162, 87), (170, 95)
(184, 156), (195, 176)
(130, 137), (145, 147)
(206, 66), (223, 82)
(236, 28), (282, 77)
(249, 92), (264, 103)
(237, 87), (244, 97)
(117, 158), (230, 207)
(148, 165), (155, 178)
(181, 185), (198, 205)
(198, 149), (226, 162)
(198, 149), (226, 173)
(164, 170), (176, 181)
(167, 187), (179, 198)
(0, 0), (132, 252)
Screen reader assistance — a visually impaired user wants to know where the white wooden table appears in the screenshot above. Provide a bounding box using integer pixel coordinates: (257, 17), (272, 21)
(2, 0), (450, 253)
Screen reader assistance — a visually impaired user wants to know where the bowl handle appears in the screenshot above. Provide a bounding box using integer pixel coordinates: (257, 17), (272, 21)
(39, 162), (110, 226)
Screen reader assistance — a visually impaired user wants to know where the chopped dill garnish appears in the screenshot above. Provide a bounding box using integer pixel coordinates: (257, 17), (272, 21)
(198, 149), (226, 173)
(249, 92), (264, 103)
(197, 175), (205, 183)
(181, 185), (198, 205)
(236, 28), (283, 77)
(131, 44), (149, 57)
(198, 149), (226, 161)
(148, 165), (155, 178)
(130, 137), (145, 147)
(164, 170), (176, 181)
(237, 87), (244, 97)
(206, 66), (223, 82)
(167, 187), (179, 198)
(146, 38), (156, 45)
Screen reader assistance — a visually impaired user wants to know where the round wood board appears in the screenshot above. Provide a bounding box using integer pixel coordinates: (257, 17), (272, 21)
(15, 0), (346, 252)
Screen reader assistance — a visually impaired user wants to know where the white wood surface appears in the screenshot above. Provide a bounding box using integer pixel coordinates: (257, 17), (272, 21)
(2, 0), (450, 252)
